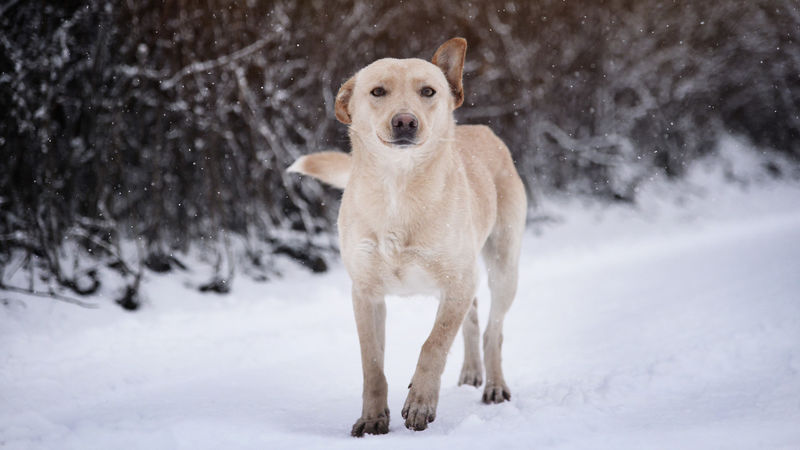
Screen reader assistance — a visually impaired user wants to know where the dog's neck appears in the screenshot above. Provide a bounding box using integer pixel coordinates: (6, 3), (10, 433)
(348, 128), (457, 222)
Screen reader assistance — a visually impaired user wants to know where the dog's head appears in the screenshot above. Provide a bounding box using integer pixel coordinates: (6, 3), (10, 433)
(335, 38), (467, 154)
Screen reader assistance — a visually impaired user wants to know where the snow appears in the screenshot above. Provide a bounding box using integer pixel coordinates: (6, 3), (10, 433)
(3, 169), (800, 449)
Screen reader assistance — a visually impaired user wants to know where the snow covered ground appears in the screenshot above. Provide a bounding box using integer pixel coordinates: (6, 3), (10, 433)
(3, 156), (800, 449)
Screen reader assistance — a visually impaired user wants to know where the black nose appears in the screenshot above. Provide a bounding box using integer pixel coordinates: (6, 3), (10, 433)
(391, 113), (418, 142)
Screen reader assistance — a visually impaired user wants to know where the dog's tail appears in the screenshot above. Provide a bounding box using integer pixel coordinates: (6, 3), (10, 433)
(287, 151), (351, 189)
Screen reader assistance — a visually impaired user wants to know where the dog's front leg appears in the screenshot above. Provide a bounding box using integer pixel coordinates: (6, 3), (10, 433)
(351, 284), (390, 437)
(402, 293), (472, 431)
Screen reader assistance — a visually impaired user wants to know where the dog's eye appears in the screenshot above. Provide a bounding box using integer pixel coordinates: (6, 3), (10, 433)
(421, 87), (436, 97)
(370, 87), (386, 97)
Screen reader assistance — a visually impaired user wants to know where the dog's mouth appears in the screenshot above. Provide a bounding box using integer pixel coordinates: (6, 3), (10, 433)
(378, 135), (421, 148)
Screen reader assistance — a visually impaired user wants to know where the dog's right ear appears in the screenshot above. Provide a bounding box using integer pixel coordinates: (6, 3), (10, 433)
(335, 76), (356, 124)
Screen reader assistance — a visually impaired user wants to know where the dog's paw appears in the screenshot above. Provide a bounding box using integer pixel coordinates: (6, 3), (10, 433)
(402, 385), (438, 431)
(351, 409), (390, 437)
(482, 382), (511, 404)
(458, 364), (483, 387)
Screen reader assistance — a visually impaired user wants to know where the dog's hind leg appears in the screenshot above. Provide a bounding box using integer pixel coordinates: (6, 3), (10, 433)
(458, 297), (483, 387)
(481, 177), (526, 404)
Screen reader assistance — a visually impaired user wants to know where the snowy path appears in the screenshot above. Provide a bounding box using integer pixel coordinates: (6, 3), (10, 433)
(2, 180), (800, 449)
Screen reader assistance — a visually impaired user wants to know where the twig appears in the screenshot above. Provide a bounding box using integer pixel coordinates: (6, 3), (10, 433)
(0, 0), (22, 17)
(115, 36), (271, 90)
(161, 37), (271, 90)
(0, 284), (99, 309)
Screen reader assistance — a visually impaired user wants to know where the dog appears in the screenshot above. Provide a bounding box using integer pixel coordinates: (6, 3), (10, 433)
(287, 37), (526, 436)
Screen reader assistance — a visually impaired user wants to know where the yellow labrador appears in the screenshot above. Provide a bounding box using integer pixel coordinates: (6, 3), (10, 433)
(288, 38), (526, 436)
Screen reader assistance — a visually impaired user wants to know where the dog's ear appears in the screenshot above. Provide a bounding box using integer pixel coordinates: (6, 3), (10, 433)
(335, 76), (356, 124)
(432, 37), (467, 109)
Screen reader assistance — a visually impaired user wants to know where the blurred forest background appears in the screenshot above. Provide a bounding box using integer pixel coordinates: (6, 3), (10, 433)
(1, 0), (799, 308)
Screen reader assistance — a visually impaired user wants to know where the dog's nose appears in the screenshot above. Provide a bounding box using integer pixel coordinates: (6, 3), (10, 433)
(391, 113), (418, 131)
(391, 113), (418, 141)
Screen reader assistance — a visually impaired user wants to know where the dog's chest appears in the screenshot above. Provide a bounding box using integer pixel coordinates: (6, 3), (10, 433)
(366, 231), (440, 296)
(386, 262), (439, 297)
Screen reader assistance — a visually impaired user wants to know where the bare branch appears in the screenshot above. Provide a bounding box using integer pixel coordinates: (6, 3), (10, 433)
(0, 284), (99, 309)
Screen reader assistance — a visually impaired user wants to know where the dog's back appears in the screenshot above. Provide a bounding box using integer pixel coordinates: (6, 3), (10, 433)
(455, 124), (526, 235)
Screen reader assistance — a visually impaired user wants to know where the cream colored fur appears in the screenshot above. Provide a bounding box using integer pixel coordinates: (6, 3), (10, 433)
(287, 38), (527, 436)
(287, 151), (351, 189)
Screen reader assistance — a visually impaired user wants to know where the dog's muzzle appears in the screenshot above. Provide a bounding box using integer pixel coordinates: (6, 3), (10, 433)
(390, 113), (418, 146)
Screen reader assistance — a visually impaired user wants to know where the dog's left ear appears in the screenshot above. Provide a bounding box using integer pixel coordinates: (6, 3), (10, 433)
(432, 37), (467, 109)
